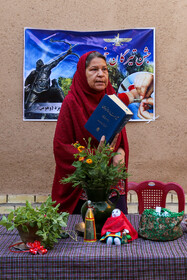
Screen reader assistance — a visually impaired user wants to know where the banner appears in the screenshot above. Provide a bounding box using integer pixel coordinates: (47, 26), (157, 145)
(23, 28), (155, 121)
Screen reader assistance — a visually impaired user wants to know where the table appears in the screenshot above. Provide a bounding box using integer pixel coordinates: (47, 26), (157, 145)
(0, 214), (186, 280)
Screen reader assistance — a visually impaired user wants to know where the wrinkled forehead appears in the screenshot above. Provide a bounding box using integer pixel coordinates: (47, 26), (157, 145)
(86, 57), (108, 69)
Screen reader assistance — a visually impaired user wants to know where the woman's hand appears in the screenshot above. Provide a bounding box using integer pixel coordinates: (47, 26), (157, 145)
(98, 134), (119, 151)
(113, 147), (125, 166)
(98, 135), (125, 166)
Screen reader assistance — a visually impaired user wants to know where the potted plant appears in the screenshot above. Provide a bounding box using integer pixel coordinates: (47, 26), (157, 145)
(0, 196), (69, 249)
(61, 137), (129, 191)
(61, 137), (129, 235)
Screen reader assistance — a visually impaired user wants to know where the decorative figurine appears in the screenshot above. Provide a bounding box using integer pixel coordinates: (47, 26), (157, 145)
(84, 200), (97, 242)
(100, 209), (138, 245)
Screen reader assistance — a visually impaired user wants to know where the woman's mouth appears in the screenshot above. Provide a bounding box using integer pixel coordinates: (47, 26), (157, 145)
(96, 81), (105, 84)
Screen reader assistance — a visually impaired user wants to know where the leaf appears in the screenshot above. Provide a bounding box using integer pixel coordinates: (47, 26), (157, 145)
(59, 221), (67, 227)
(37, 222), (41, 228)
(36, 230), (43, 236)
(8, 225), (15, 231)
(42, 232), (47, 241)
(8, 212), (14, 221)
(0, 215), (8, 224)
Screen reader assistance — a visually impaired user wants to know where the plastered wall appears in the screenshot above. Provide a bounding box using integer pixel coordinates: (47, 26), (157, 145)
(0, 0), (186, 194)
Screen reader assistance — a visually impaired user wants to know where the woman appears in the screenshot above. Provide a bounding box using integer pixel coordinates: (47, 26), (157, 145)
(52, 51), (135, 214)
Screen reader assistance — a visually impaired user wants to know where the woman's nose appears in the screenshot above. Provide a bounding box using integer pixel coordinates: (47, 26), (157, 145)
(97, 69), (104, 76)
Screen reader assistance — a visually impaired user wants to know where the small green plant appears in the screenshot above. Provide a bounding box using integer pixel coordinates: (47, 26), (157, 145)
(60, 137), (129, 191)
(0, 196), (69, 249)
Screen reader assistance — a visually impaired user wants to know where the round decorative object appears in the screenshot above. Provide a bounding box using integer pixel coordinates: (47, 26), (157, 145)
(75, 222), (85, 236)
(81, 188), (119, 238)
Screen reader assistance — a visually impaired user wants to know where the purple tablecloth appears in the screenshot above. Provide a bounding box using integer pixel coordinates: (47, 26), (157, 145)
(0, 214), (186, 280)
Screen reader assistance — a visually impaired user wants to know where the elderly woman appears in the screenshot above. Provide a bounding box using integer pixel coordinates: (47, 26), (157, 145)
(52, 51), (136, 214)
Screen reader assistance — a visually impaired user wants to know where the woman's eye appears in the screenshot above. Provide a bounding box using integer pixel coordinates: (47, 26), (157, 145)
(90, 67), (108, 72)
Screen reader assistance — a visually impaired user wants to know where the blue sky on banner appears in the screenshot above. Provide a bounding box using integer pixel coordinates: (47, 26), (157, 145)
(24, 28), (154, 82)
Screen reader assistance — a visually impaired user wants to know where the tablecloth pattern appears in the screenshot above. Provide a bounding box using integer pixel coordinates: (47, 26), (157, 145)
(0, 214), (186, 280)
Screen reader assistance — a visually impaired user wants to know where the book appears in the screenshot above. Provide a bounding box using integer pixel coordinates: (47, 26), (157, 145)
(85, 94), (133, 144)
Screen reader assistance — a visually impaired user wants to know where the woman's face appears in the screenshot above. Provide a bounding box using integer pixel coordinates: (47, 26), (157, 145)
(85, 57), (109, 92)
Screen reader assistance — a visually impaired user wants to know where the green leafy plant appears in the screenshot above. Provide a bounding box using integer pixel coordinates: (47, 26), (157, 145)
(60, 137), (129, 190)
(0, 196), (69, 249)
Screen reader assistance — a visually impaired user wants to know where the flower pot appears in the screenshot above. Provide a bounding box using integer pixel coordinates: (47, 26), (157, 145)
(81, 188), (119, 238)
(17, 224), (41, 244)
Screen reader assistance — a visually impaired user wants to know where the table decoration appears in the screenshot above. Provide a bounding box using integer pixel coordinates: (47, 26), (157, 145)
(9, 240), (48, 255)
(138, 208), (184, 241)
(75, 221), (85, 235)
(0, 196), (69, 249)
(61, 137), (129, 236)
(84, 200), (97, 242)
(100, 208), (138, 245)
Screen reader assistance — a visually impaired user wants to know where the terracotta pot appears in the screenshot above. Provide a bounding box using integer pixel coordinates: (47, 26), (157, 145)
(17, 224), (41, 243)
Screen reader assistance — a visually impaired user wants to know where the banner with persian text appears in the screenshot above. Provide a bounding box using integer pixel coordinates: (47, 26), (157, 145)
(23, 28), (155, 121)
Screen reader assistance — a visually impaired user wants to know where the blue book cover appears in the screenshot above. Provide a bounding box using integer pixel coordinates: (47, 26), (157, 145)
(85, 94), (133, 144)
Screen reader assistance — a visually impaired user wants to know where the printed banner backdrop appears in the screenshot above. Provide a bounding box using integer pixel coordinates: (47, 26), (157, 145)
(23, 28), (155, 121)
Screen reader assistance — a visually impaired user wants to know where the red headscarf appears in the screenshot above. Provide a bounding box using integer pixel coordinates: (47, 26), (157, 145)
(52, 51), (129, 213)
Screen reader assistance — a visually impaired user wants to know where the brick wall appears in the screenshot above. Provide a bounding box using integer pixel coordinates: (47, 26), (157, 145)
(0, 192), (186, 214)
(0, 194), (50, 214)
